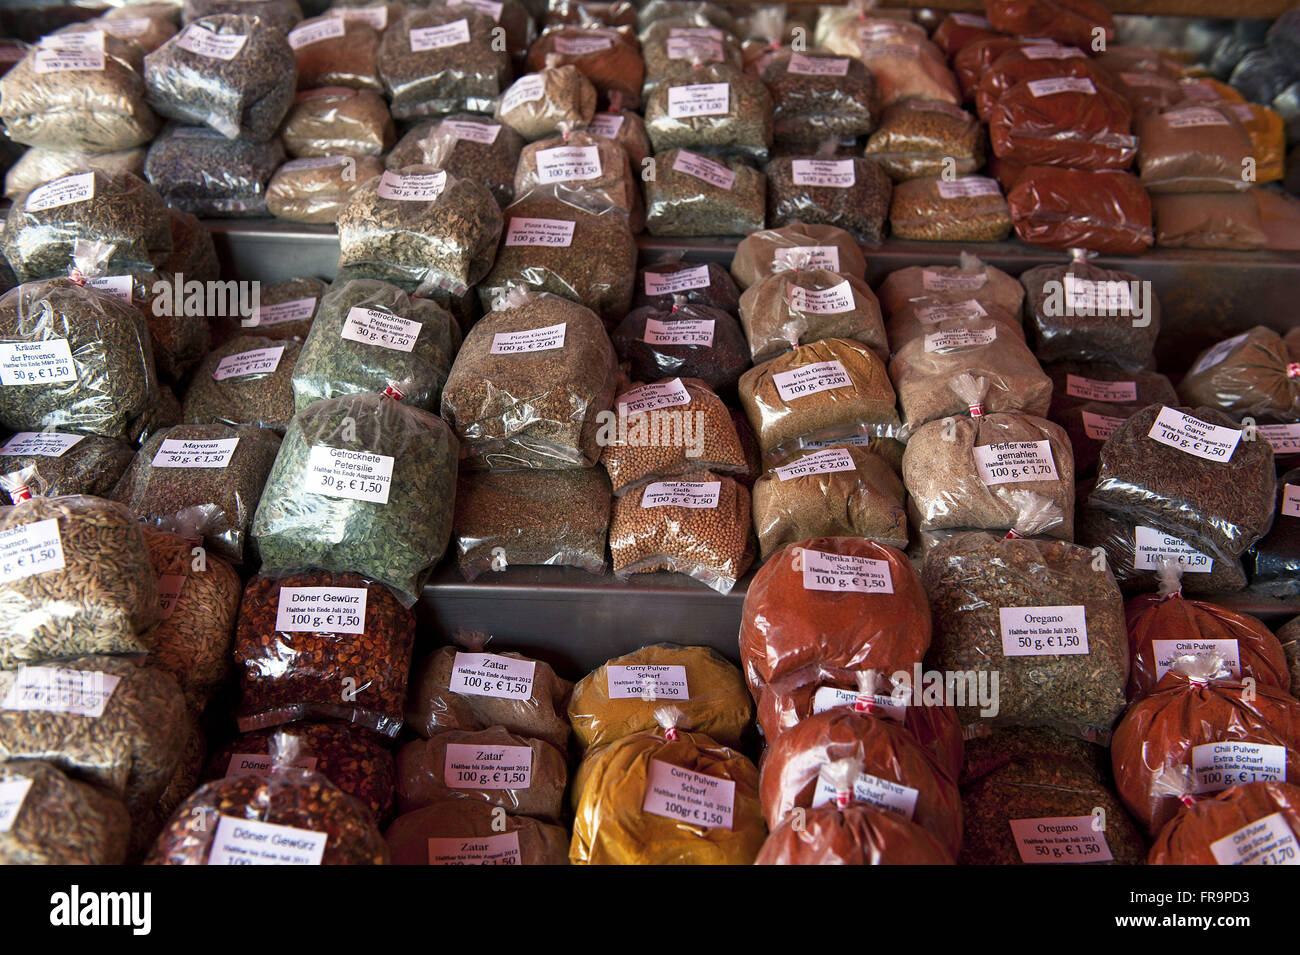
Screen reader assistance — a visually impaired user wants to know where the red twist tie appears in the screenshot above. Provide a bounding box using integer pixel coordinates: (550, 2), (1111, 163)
(969, 403), (984, 418)
(835, 790), (851, 809)
(1287, 363), (1300, 379)
(382, 384), (406, 401)
(664, 727), (679, 742)
(8, 484), (31, 503)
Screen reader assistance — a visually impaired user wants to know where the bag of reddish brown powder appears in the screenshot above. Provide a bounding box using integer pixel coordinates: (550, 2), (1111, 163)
(1148, 780), (1300, 865)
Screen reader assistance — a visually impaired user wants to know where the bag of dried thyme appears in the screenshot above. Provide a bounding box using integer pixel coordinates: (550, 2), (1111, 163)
(496, 64), (598, 141)
(252, 388), (459, 606)
(290, 278), (460, 414)
(0, 29), (159, 154)
(442, 289), (618, 469)
(280, 88), (394, 158)
(144, 125), (285, 218)
(239, 276), (326, 343)
(515, 128), (641, 225)
(114, 422), (282, 564)
(738, 262), (886, 365)
(0, 759), (131, 865)
(0, 432), (135, 504)
(182, 335), (301, 431)
(644, 61), (772, 164)
(379, 7), (509, 119)
(643, 147), (765, 237)
(0, 279), (161, 443)
(144, 15), (296, 141)
(764, 153), (893, 246)
(387, 114), (525, 208)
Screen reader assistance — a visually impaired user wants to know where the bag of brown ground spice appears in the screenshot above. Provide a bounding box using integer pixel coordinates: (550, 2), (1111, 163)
(515, 127), (641, 225)
(1148, 780), (1300, 865)
(757, 796), (956, 864)
(1178, 326), (1300, 423)
(379, 8), (508, 119)
(890, 176), (1013, 242)
(1136, 104), (1255, 194)
(0, 432), (135, 503)
(496, 64), (598, 141)
(586, 108), (652, 168)
(877, 256), (1024, 320)
(731, 222), (866, 290)
(765, 153), (892, 246)
(886, 302), (1025, 356)
(527, 25), (644, 108)
(387, 115), (525, 208)
(643, 147), (764, 236)
(1154, 192), (1267, 251)
(864, 99), (985, 182)
(267, 155), (384, 225)
(738, 261), (886, 365)
(386, 799), (569, 865)
(280, 88), (394, 158)
(288, 14), (383, 92)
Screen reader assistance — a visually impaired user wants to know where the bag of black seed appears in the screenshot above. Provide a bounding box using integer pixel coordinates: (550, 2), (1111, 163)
(0, 29), (159, 153)
(730, 222), (867, 290)
(738, 259), (886, 364)
(144, 125), (285, 218)
(644, 60), (772, 163)
(379, 7), (508, 119)
(291, 278), (461, 414)
(1248, 467), (1300, 596)
(761, 49), (876, 149)
(454, 467), (612, 580)
(267, 155), (385, 225)
(495, 64), (598, 141)
(0, 279), (161, 442)
(890, 176), (1014, 243)
(280, 88), (394, 158)
(643, 147), (764, 236)
(0, 432), (136, 503)
(251, 386), (459, 607)
(182, 334), (301, 431)
(764, 151), (891, 246)
(144, 15), (296, 141)
(611, 300), (749, 396)
(2, 170), (171, 282)
(632, 256), (740, 314)
(864, 100), (985, 181)
(515, 127), (641, 226)
(182, 0), (303, 35)
(387, 114), (525, 208)
(478, 184), (636, 325)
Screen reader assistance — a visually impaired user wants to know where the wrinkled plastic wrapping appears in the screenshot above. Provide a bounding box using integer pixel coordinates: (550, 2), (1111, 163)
(235, 276), (322, 343)
(496, 65), (598, 141)
(1249, 468), (1300, 595)
(289, 14), (382, 91)
(933, 12), (1002, 57)
(387, 115), (525, 208)
(252, 391), (458, 605)
(1020, 261), (1161, 370)
(1090, 404), (1276, 559)
(760, 49), (876, 147)
(98, 7), (179, 56)
(406, 641), (573, 750)
(386, 799), (569, 864)
(379, 8), (508, 119)
(1008, 166), (1154, 255)
(886, 303), (1024, 355)
(1111, 669), (1300, 836)
(0, 656), (186, 823)
(923, 533), (1129, 738)
(644, 63), (773, 164)
(641, 26), (743, 97)
(645, 148), (763, 236)
(101, 267), (209, 384)
(986, 0), (1114, 49)
(145, 126), (284, 218)
(757, 803), (956, 864)
(765, 156), (891, 245)
(4, 146), (145, 201)
(989, 79), (1135, 170)
(1149, 780), (1300, 865)
(517, 130), (639, 226)
(569, 643), (752, 751)
(758, 709), (963, 856)
(0, 759), (130, 865)
(975, 45), (1106, 121)
(609, 470), (752, 593)
(183, 335), (298, 432)
(612, 303), (749, 395)
(454, 467), (611, 579)
(281, 88), (393, 158)
(740, 338), (899, 460)
(864, 100), (985, 182)
(828, 29), (958, 108)
(144, 16), (295, 141)
(739, 268), (885, 365)
(570, 725), (765, 864)
(731, 223), (867, 289)
(1155, 192), (1266, 251)
(633, 259), (739, 314)
(1178, 326), (1300, 422)
(442, 292), (617, 469)
(0, 280), (161, 442)
(547, 0), (637, 29)
(267, 155), (384, 225)
(182, 0), (303, 34)
(877, 258), (1024, 319)
(527, 26), (643, 108)
(1136, 106), (1254, 194)
(954, 37), (1033, 102)
(0, 433), (135, 503)
(890, 176), (1013, 242)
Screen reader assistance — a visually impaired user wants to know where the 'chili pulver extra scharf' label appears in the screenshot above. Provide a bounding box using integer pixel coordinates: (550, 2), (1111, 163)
(1210, 813), (1300, 866)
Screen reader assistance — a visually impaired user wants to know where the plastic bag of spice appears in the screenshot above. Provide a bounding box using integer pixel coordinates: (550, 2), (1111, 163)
(989, 77), (1136, 171)
(611, 302), (749, 396)
(764, 153), (892, 246)
(0, 280), (160, 442)
(386, 798), (569, 865)
(387, 115), (525, 209)
(0, 432), (134, 503)
(974, 44), (1106, 121)
(1178, 326), (1300, 423)
(608, 471), (752, 593)
(182, 336), (299, 432)
(267, 155), (384, 225)
(238, 276), (323, 343)
(643, 147), (765, 236)
(569, 643), (752, 751)
(0, 759), (130, 865)
(758, 708), (964, 857)
(94, 7), (179, 56)
(833, 29), (959, 109)
(954, 36), (1033, 101)
(0, 495), (158, 668)
(1154, 192), (1267, 251)
(4, 147), (145, 202)
(442, 290), (617, 469)
(0, 657), (186, 824)
(1008, 166), (1154, 255)
(932, 12), (1002, 56)
(234, 571), (415, 738)
(1136, 106), (1254, 194)
(1111, 659), (1300, 836)
(570, 706), (766, 864)
(585, 108), (652, 167)
(150, 736), (389, 865)
(527, 26), (644, 108)
(885, 302), (1025, 356)
(1090, 404), (1277, 560)
(280, 88), (393, 158)
(640, 24), (743, 93)
(144, 125), (284, 217)
(0, 30), (159, 154)
(453, 466), (611, 579)
(515, 127), (640, 225)
(114, 423), (281, 564)
(161, 208), (219, 284)
(864, 101), (985, 182)
(889, 176), (1013, 242)
(633, 258), (739, 314)
(739, 338), (900, 461)
(290, 278), (460, 414)
(740, 537), (930, 694)
(378, 8), (508, 119)
(644, 61), (773, 164)
(730, 222), (866, 290)
(181, 0), (302, 33)
(1248, 469), (1300, 596)
(759, 50), (875, 149)
(144, 16), (295, 141)
(478, 185), (636, 325)
(877, 255), (1024, 320)
(288, 14), (382, 91)
(406, 634), (573, 750)
(496, 65), (597, 141)
(252, 388), (458, 606)
(1149, 780), (1300, 865)
(739, 264), (886, 366)
(757, 796), (956, 865)
(987, 0), (1113, 48)
(923, 529), (1129, 738)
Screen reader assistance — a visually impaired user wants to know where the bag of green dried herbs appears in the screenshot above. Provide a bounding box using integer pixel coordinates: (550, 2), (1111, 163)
(252, 383), (459, 607)
(238, 276), (325, 343)
(643, 147), (765, 237)
(0, 431), (136, 503)
(379, 7), (509, 119)
(643, 59), (772, 164)
(291, 278), (461, 414)
(387, 114), (525, 209)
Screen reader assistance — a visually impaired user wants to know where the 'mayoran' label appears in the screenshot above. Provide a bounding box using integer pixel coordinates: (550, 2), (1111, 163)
(643, 265), (710, 296)
(973, 440), (1058, 486)
(1192, 742), (1286, 794)
(1009, 817), (1113, 864)
(0, 431), (84, 457)
(208, 816), (327, 866)
(811, 768), (918, 818)
(305, 446), (394, 504)
(1081, 411), (1126, 442)
(1000, 605), (1089, 656)
(213, 345), (284, 380)
(643, 317), (714, 346)
(0, 520), (65, 585)
(641, 481), (720, 509)
(176, 25), (247, 60)
(801, 548), (894, 594)
(0, 339), (76, 386)
(787, 280), (854, 314)
(774, 447), (856, 481)
(1211, 813), (1300, 866)
(1065, 374), (1137, 403)
(444, 743), (532, 790)
(1, 665), (119, 717)
(772, 360), (850, 402)
(449, 652), (536, 700)
(672, 151), (735, 190)
(410, 19), (469, 51)
(774, 246), (839, 272)
(618, 378), (690, 415)
(0, 777), (33, 832)
(536, 145), (602, 183)
(791, 159), (856, 188)
(225, 753), (317, 777)
(152, 438), (239, 469)
(642, 759), (734, 829)
(1134, 526), (1213, 574)
(341, 307), (421, 352)
(275, 586), (367, 634)
(504, 217), (574, 247)
(1150, 638), (1239, 682)
(489, 322), (566, 354)
(667, 82), (729, 119)
(428, 832), (520, 865)
(1148, 406), (1241, 462)
(376, 170), (446, 202)
(606, 664), (690, 700)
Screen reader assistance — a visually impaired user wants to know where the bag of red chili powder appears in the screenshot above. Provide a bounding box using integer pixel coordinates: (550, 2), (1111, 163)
(1008, 166), (1153, 254)
(1148, 780), (1300, 865)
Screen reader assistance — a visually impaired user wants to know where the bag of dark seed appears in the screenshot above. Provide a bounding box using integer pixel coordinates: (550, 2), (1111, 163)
(1248, 467), (1300, 596)
(288, 13), (383, 91)
(611, 300), (749, 396)
(387, 114), (525, 209)
(182, 0), (303, 35)
(0, 432), (135, 503)
(252, 386), (459, 606)
(144, 15), (296, 141)
(0, 279), (161, 442)
(761, 49), (876, 149)
(0, 760), (130, 865)
(632, 256), (739, 314)
(515, 127), (641, 227)
(236, 276), (325, 344)
(1044, 365), (1177, 477)
(280, 88), (394, 158)
(730, 222), (867, 290)
(379, 7), (509, 119)
(182, 334), (301, 431)
(144, 125), (285, 218)
(764, 150), (891, 246)
(267, 155), (385, 225)
(643, 147), (764, 237)
(644, 60), (772, 164)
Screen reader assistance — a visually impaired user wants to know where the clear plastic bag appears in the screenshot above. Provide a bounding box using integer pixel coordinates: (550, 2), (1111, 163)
(0, 432), (135, 503)
(730, 222), (866, 290)
(1136, 105), (1254, 194)
(143, 15), (296, 141)
(4, 146), (145, 201)
(453, 466), (611, 579)
(608, 470), (752, 593)
(1248, 467), (1300, 596)
(761, 49), (876, 148)
(114, 422), (282, 564)
(0, 759), (130, 865)
(97, 6), (179, 56)
(386, 114), (524, 208)
(644, 61), (773, 164)
(838, 34), (958, 109)
(233, 571), (415, 737)
(757, 801), (956, 865)
(1154, 192), (1267, 251)
(515, 128), (640, 224)
(288, 13), (383, 91)
(442, 289), (617, 469)
(237, 276), (324, 343)
(932, 11), (1001, 58)
(0, 30), (159, 153)
(974, 44), (1106, 121)
(738, 264), (886, 364)
(889, 176), (1012, 242)
(985, 0), (1114, 50)
(612, 302), (747, 396)
(290, 278), (460, 414)
(885, 302), (1025, 355)
(1046, 364), (1178, 475)
(379, 7), (509, 119)
(989, 77), (1136, 170)
(251, 388), (458, 606)
(632, 256), (739, 314)
(585, 107), (652, 167)
(280, 88), (393, 158)
(644, 147), (764, 237)
(0, 279), (161, 442)
(864, 100), (985, 182)
(496, 64), (598, 141)
(764, 153), (892, 245)
(144, 125), (284, 218)
(954, 36), (1033, 102)
(182, 335), (300, 431)
(386, 799), (570, 865)
(876, 255), (1024, 319)
(182, 0), (303, 35)
(1178, 326), (1300, 422)
(1149, 780), (1300, 865)
(1008, 166), (1153, 255)
(641, 24), (743, 97)
(267, 155), (384, 225)
(527, 25), (643, 109)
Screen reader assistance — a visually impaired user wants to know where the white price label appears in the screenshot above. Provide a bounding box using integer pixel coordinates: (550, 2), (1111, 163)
(787, 280), (854, 314)
(25, 172), (94, 212)
(83, 275), (133, 302)
(666, 36), (723, 61)
(444, 744), (533, 790)
(0, 432), (84, 458)
(1134, 526), (1214, 575)
(377, 170), (446, 202)
(332, 5), (388, 29)
(1192, 742), (1287, 794)
(801, 548), (894, 595)
(1081, 410), (1126, 442)
(0, 519), (64, 585)
(586, 113), (624, 138)
(176, 25), (247, 60)
(442, 120), (500, 144)
(641, 481), (720, 509)
(1065, 374), (1138, 403)
(1000, 605), (1090, 656)
(0, 339), (77, 386)
(922, 270), (986, 292)
(450, 652), (536, 700)
(772, 360), (851, 402)
(644, 265), (710, 297)
(791, 159), (856, 189)
(281, 156), (350, 172)
(212, 346), (284, 380)
(1282, 484), (1300, 519)
(304, 446), (393, 504)
(937, 176), (1001, 199)
(225, 753), (317, 777)
(774, 447), (856, 481)
(1020, 45), (1085, 59)
(618, 378), (690, 415)
(1064, 275), (1134, 313)
(1190, 334), (1249, 376)
(1009, 817), (1114, 863)
(33, 30), (105, 72)
(923, 327), (997, 351)
(275, 587), (367, 634)
(504, 217), (575, 247)
(0, 778), (33, 832)
(950, 12), (992, 26)
(774, 246), (840, 273)
(500, 73), (546, 112)
(554, 35), (613, 55)
(428, 832), (521, 865)
(251, 297), (316, 327)
(208, 816), (327, 866)
(671, 150), (735, 190)
(1211, 813), (1300, 866)
(643, 317), (714, 346)
(787, 52), (849, 76)
(642, 759), (734, 829)
(812, 768), (918, 819)
(1, 665), (118, 718)
(1027, 76), (1096, 97)
(536, 145), (602, 183)
(1165, 107), (1230, 129)
(490, 322), (567, 354)
(288, 17), (345, 48)
(607, 665), (690, 700)
(914, 300), (987, 324)
(812, 686), (907, 722)
(1151, 638), (1239, 682)
(668, 26), (724, 39)
(461, 0), (503, 20)
(974, 441), (1059, 486)
(410, 19), (470, 51)
(667, 82), (730, 119)
(341, 307), (422, 352)
(1148, 406), (1241, 462)
(151, 438), (239, 469)
(1259, 424), (1300, 455)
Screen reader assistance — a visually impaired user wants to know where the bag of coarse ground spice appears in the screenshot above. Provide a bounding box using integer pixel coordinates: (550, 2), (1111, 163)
(765, 152), (893, 245)
(182, 335), (300, 431)
(1178, 326), (1300, 423)
(756, 794), (956, 864)
(885, 301), (1025, 356)
(379, 8), (508, 118)
(267, 155), (385, 225)
(1149, 780), (1300, 865)
(864, 99), (984, 182)
(0, 432), (135, 503)
(495, 64), (597, 142)
(515, 127), (641, 227)
(387, 115), (525, 209)
(738, 260), (886, 365)
(889, 176), (1013, 243)
(527, 26), (644, 109)
(876, 255), (1024, 320)
(1008, 167), (1153, 255)
(1136, 105), (1255, 194)
(280, 88), (394, 158)
(643, 147), (764, 237)
(730, 222), (866, 290)
(3, 146), (145, 202)
(1154, 192), (1267, 251)
(386, 799), (569, 865)
(1090, 404), (1277, 560)
(1110, 658), (1300, 836)
(644, 60), (773, 164)
(288, 13), (382, 92)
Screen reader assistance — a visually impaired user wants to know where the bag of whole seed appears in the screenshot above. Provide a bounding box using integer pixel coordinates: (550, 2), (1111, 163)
(632, 256), (740, 314)
(644, 60), (773, 164)
(252, 385), (458, 606)
(864, 100), (985, 182)
(387, 114), (525, 208)
(611, 300), (749, 396)
(181, 0), (303, 35)
(4, 146), (146, 202)
(495, 64), (598, 141)
(291, 278), (461, 414)
(113, 422), (282, 564)
(0, 759), (130, 865)
(144, 15), (296, 141)
(761, 49), (876, 148)
(0, 279), (161, 442)
(144, 125), (285, 218)
(764, 150), (893, 246)
(643, 147), (764, 237)
(379, 7), (509, 119)
(182, 335), (301, 431)
(0, 432), (135, 503)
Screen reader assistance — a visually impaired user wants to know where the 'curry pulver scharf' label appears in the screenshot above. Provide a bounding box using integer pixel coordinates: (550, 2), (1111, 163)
(642, 759), (734, 829)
